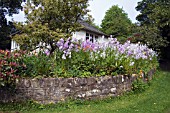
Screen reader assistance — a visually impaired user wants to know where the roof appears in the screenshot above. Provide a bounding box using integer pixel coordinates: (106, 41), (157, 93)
(78, 20), (108, 36)
(11, 20), (109, 37)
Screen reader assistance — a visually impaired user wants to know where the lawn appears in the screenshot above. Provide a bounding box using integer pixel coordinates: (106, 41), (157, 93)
(0, 70), (170, 113)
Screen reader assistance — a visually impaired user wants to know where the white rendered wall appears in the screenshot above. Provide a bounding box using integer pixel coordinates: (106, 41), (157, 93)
(97, 36), (109, 43)
(11, 40), (20, 51)
(73, 30), (108, 43)
(72, 30), (86, 41)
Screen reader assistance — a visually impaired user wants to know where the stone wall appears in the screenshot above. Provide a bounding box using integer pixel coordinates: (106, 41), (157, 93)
(0, 69), (155, 104)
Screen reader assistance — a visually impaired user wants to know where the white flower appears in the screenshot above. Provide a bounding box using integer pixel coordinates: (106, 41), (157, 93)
(100, 52), (106, 58)
(62, 54), (66, 59)
(69, 53), (71, 58)
(130, 62), (134, 66)
(120, 65), (123, 68)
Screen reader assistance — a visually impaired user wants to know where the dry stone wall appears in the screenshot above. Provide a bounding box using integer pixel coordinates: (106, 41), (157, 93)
(0, 69), (155, 104)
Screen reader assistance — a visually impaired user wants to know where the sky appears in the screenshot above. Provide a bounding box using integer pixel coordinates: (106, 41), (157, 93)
(8, 0), (141, 25)
(88, 0), (141, 25)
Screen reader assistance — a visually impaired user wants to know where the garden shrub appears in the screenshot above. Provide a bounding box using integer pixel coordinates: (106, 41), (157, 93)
(0, 50), (26, 87)
(22, 52), (53, 77)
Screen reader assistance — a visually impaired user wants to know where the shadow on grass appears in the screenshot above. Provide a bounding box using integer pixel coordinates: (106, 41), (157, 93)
(159, 59), (170, 72)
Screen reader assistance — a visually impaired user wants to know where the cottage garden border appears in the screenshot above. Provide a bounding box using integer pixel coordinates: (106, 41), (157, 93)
(0, 38), (158, 104)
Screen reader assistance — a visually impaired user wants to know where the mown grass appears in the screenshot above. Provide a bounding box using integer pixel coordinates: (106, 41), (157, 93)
(0, 70), (170, 113)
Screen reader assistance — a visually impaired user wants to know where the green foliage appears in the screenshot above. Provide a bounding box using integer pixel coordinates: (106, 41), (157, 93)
(54, 48), (116, 77)
(22, 52), (53, 77)
(83, 14), (95, 26)
(130, 25), (168, 51)
(136, 0), (170, 27)
(135, 0), (170, 53)
(132, 78), (149, 93)
(0, 38), (159, 87)
(4, 39), (158, 78)
(0, 50), (26, 87)
(101, 5), (132, 37)
(50, 42), (158, 78)
(0, 0), (24, 50)
(13, 0), (89, 54)
(53, 49), (95, 77)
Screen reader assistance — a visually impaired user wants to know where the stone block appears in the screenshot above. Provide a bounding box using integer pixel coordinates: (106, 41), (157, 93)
(33, 89), (45, 100)
(110, 87), (117, 93)
(46, 87), (56, 96)
(31, 79), (39, 88)
(100, 76), (113, 86)
(24, 79), (31, 88)
(26, 89), (34, 97)
(59, 78), (74, 88)
(39, 78), (46, 88)
(45, 78), (55, 87)
(74, 78), (87, 86)
(87, 77), (97, 85)
(54, 78), (59, 87)
(101, 88), (110, 94)
(118, 75), (123, 83)
(123, 75), (130, 82)
(85, 89), (101, 97)
(112, 76), (117, 84)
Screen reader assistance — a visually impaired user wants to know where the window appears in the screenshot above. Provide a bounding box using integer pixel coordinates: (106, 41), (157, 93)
(86, 32), (94, 42)
(95, 36), (98, 42)
(90, 34), (94, 42)
(86, 33), (89, 40)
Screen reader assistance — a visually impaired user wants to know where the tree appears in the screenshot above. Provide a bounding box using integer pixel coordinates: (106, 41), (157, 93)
(135, 0), (170, 57)
(136, 0), (170, 37)
(136, 0), (170, 27)
(0, 0), (24, 50)
(84, 14), (101, 30)
(84, 14), (95, 25)
(13, 0), (89, 54)
(129, 24), (168, 50)
(101, 5), (132, 37)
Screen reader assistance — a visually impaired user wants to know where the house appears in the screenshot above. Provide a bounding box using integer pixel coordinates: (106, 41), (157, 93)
(72, 20), (109, 43)
(11, 20), (109, 51)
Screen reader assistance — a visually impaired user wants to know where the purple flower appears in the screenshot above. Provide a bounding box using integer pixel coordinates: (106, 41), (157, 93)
(57, 39), (64, 49)
(45, 50), (50, 56)
(69, 43), (74, 49)
(54, 37), (157, 62)
(63, 41), (69, 49)
(127, 50), (133, 56)
(118, 46), (125, 54)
